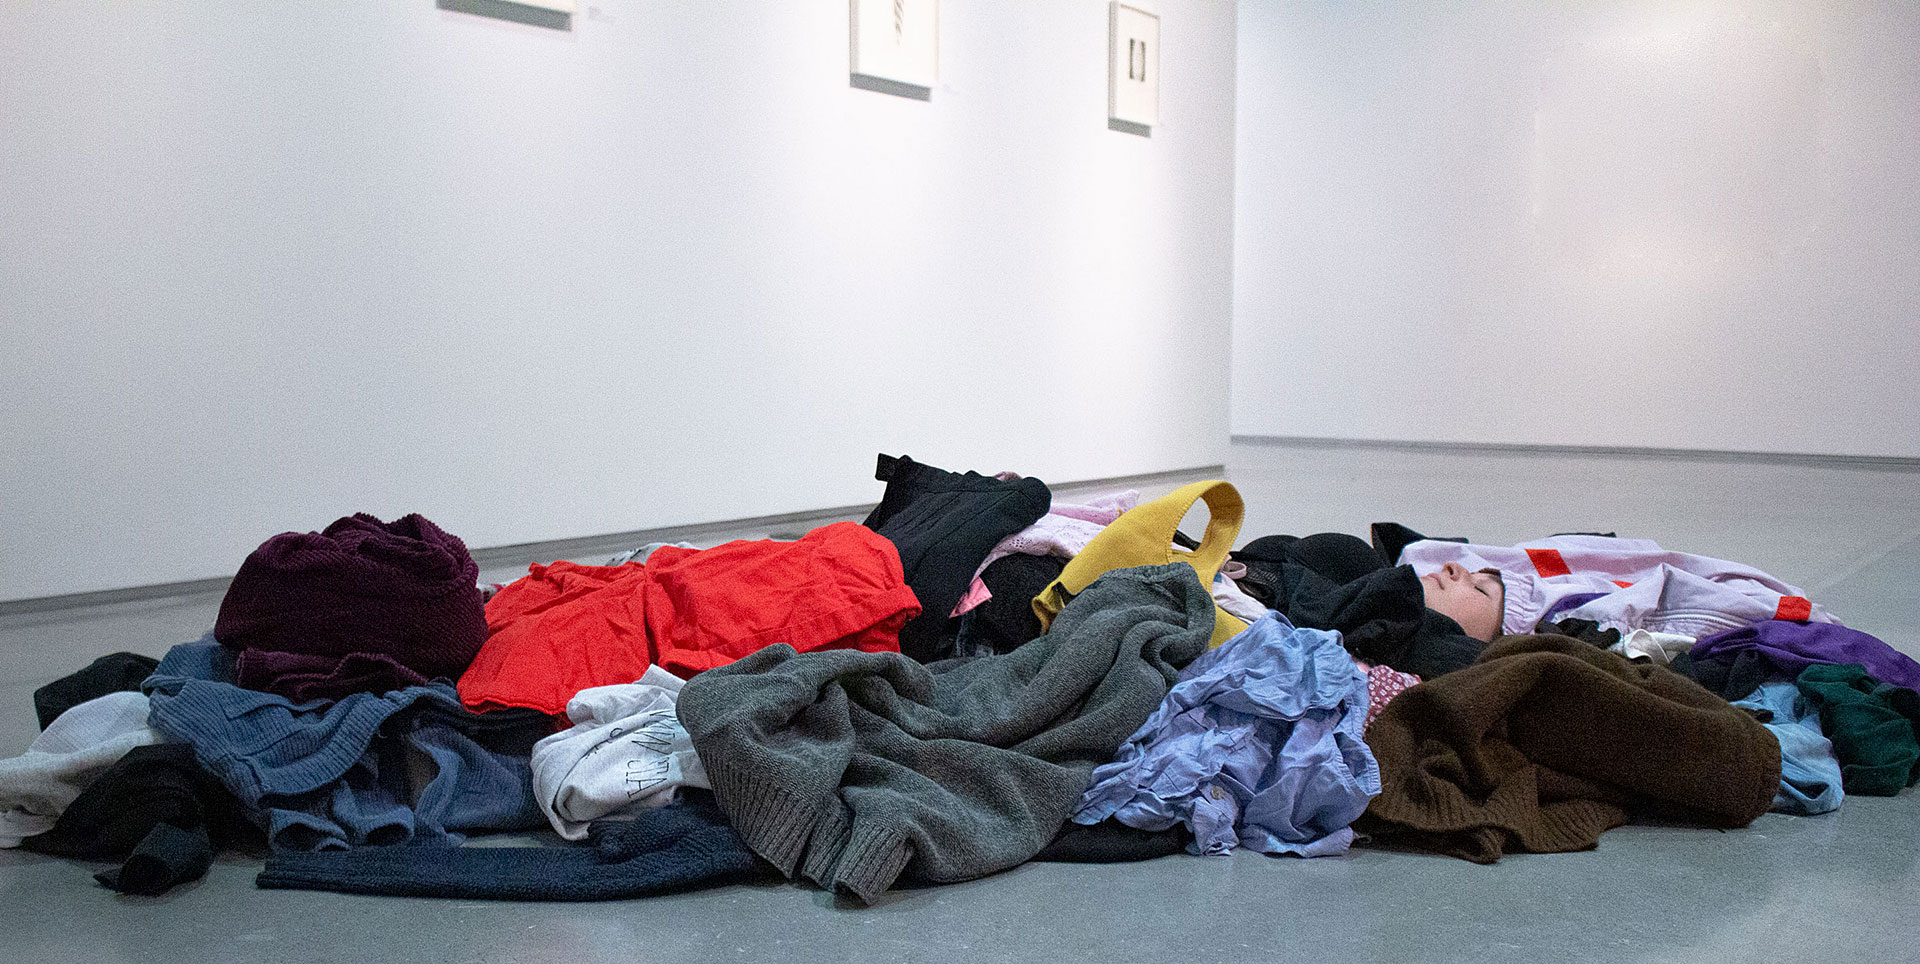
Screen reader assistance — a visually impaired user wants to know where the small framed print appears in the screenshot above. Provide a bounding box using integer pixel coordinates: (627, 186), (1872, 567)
(851, 0), (939, 94)
(1109, 2), (1159, 128)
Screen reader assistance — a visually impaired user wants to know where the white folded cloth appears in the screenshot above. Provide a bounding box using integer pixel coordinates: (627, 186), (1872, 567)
(530, 665), (710, 841)
(0, 691), (162, 846)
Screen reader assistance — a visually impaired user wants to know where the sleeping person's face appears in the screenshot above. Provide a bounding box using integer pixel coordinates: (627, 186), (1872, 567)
(1421, 562), (1505, 642)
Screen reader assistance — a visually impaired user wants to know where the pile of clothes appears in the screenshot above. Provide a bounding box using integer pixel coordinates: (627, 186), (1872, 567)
(3, 455), (1916, 902)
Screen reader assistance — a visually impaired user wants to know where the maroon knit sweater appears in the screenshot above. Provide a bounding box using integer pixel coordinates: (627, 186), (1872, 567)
(214, 513), (486, 701)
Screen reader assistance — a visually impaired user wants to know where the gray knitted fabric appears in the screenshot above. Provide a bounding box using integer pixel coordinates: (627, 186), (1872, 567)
(676, 563), (1214, 904)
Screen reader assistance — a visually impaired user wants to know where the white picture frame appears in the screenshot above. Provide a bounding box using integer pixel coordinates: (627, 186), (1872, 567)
(1109, 2), (1160, 128)
(851, 0), (939, 93)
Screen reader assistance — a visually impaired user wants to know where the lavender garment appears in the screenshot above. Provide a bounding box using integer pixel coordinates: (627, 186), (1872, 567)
(1400, 535), (1839, 637)
(1691, 620), (1920, 693)
(1073, 612), (1378, 858)
(215, 513), (488, 701)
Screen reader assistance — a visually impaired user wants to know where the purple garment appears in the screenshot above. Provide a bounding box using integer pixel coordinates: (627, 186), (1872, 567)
(1538, 592), (1611, 626)
(1691, 620), (1920, 693)
(215, 513), (488, 701)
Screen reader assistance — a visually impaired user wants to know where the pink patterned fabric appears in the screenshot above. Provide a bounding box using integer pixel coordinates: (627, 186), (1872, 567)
(1359, 662), (1421, 733)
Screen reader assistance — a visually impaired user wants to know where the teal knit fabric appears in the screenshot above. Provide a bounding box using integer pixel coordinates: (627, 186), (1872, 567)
(1795, 663), (1920, 795)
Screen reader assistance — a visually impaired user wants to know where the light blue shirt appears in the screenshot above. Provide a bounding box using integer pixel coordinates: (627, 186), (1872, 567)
(1733, 679), (1843, 815)
(1073, 612), (1379, 857)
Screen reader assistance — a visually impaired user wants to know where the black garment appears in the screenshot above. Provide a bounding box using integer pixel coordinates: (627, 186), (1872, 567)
(255, 793), (769, 901)
(1369, 523), (1467, 566)
(98, 823), (214, 896)
(23, 743), (253, 896)
(1033, 819), (1192, 863)
(861, 454), (1051, 662)
(1231, 533), (1483, 678)
(1233, 533), (1393, 608)
(964, 553), (1068, 655)
(1542, 618), (1623, 650)
(1671, 650), (1774, 703)
(398, 697), (554, 752)
(1368, 522), (1613, 562)
(33, 652), (160, 729)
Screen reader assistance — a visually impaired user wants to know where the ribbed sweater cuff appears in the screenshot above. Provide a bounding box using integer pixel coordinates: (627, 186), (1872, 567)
(702, 757), (913, 903)
(1515, 801), (1628, 854)
(703, 757), (829, 877)
(797, 804), (852, 887)
(829, 824), (913, 906)
(1366, 766), (1626, 859)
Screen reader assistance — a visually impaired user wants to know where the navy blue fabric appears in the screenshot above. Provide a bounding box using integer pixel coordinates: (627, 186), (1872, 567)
(256, 793), (767, 900)
(95, 822), (213, 896)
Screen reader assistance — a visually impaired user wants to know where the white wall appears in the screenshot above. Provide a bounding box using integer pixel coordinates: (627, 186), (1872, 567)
(1233, 0), (1920, 457)
(0, 1), (1238, 601)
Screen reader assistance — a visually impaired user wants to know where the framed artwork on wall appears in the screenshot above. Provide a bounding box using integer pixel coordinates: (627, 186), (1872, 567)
(1109, 2), (1159, 130)
(851, 0), (939, 97)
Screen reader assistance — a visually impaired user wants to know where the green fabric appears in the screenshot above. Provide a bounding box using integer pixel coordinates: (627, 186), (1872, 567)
(1794, 663), (1920, 795)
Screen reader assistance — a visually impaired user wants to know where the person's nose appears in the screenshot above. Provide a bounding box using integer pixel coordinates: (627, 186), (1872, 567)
(1440, 563), (1466, 581)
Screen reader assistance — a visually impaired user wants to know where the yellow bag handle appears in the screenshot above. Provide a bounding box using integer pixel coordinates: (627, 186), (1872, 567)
(1032, 480), (1248, 648)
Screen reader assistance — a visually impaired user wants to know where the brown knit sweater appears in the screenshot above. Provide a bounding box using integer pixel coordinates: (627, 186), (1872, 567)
(1358, 634), (1781, 863)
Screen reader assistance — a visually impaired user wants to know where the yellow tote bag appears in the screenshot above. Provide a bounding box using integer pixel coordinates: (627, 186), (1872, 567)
(1031, 480), (1248, 649)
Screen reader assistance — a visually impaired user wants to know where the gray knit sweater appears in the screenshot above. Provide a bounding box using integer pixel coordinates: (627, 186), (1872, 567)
(675, 563), (1214, 904)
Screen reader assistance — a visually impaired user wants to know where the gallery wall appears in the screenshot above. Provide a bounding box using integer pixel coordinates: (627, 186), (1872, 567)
(0, 1), (1238, 601)
(1233, 0), (1920, 457)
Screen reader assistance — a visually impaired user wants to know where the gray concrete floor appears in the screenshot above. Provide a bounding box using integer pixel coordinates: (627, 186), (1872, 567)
(1, 440), (1916, 963)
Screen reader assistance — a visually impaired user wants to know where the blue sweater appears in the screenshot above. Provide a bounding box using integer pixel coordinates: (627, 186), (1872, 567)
(144, 635), (546, 851)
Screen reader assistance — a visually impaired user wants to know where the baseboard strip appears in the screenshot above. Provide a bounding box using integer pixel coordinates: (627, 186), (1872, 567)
(0, 464), (1224, 619)
(1232, 435), (1920, 473)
